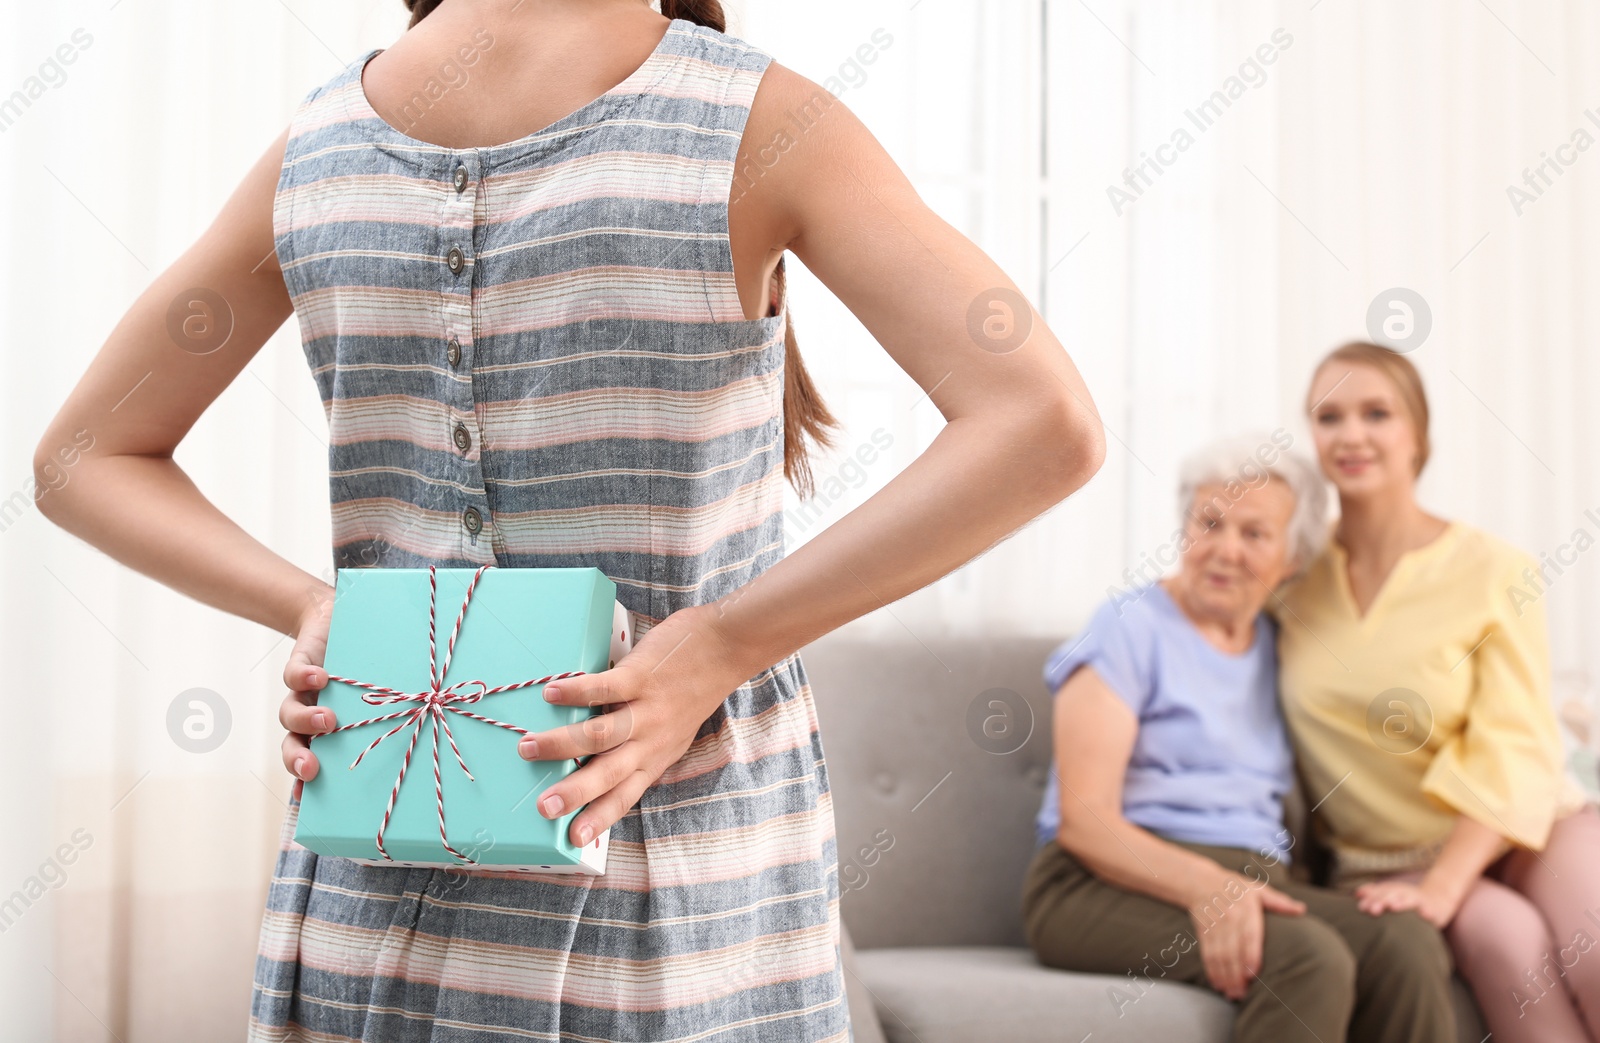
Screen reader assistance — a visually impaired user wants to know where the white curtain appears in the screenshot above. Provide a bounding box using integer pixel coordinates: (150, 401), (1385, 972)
(2, 1), (1596, 1038)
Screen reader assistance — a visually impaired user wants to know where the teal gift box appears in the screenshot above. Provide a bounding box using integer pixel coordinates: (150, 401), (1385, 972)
(293, 565), (633, 876)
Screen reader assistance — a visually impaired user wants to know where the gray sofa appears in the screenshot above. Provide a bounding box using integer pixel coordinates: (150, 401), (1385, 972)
(801, 627), (1488, 1043)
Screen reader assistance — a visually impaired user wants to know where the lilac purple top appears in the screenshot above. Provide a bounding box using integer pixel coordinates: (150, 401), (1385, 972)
(1034, 582), (1296, 864)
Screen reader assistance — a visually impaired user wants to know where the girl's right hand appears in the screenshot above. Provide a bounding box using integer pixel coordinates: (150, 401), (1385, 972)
(278, 589), (336, 801)
(1187, 869), (1307, 1001)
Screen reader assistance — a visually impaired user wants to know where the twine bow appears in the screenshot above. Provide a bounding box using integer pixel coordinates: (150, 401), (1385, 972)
(322, 563), (587, 864)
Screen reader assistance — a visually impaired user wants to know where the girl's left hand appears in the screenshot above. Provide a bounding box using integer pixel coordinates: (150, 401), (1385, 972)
(516, 602), (755, 847)
(1352, 878), (1461, 928)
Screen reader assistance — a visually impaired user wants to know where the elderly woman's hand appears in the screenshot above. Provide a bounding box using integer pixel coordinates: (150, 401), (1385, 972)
(1186, 867), (1308, 1002)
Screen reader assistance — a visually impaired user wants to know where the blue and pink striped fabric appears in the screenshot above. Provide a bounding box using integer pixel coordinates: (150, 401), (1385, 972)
(250, 17), (849, 1041)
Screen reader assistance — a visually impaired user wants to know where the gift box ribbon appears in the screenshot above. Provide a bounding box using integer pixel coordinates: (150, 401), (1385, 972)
(322, 564), (588, 864)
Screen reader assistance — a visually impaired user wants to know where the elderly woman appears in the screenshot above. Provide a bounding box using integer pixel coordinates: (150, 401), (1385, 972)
(1021, 435), (1456, 1043)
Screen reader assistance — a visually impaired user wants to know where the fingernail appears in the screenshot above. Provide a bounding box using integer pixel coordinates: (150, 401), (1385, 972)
(543, 686), (560, 702)
(294, 754), (307, 779)
(540, 794), (564, 817)
(313, 711), (329, 731)
(309, 671), (325, 687)
(519, 737), (538, 758)
(576, 823), (593, 845)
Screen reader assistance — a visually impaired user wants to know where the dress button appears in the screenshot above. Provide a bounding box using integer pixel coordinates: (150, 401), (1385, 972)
(462, 506), (483, 535)
(447, 246), (465, 274)
(454, 165), (469, 193)
(446, 338), (462, 366)
(453, 422), (472, 452)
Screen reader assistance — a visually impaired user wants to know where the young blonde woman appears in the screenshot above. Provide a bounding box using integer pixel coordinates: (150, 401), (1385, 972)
(31, 0), (1105, 1038)
(1274, 341), (1600, 1042)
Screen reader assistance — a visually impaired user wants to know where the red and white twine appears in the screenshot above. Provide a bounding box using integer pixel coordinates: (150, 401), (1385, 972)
(322, 563), (587, 864)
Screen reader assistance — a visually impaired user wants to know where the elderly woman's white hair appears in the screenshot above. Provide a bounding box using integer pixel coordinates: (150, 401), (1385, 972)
(1177, 432), (1330, 577)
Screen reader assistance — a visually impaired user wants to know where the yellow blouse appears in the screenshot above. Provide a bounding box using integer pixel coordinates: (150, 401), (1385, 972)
(1272, 520), (1589, 860)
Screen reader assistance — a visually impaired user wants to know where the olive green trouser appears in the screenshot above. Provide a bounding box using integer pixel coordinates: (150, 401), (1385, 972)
(1020, 836), (1457, 1043)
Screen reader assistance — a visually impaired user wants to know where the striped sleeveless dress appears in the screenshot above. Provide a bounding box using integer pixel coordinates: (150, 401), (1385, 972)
(252, 19), (850, 1042)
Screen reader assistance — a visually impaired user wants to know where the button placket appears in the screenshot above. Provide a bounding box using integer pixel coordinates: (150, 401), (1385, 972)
(442, 152), (489, 555)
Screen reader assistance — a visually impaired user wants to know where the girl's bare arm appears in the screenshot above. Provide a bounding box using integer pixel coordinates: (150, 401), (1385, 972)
(32, 125), (334, 639)
(705, 63), (1107, 674)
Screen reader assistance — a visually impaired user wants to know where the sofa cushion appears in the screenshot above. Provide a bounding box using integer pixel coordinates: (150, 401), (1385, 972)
(853, 944), (1488, 1043)
(853, 946), (1233, 1043)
